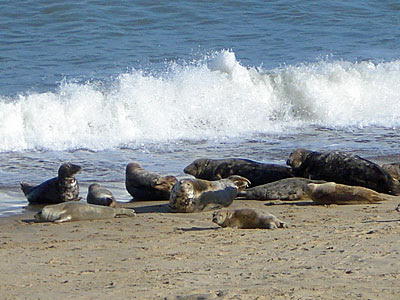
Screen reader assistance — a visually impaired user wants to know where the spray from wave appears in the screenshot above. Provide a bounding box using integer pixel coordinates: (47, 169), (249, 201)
(0, 50), (399, 152)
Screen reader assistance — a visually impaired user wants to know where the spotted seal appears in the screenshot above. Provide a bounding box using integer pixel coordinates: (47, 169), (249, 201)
(169, 175), (250, 213)
(287, 149), (400, 195)
(238, 177), (326, 200)
(183, 158), (293, 187)
(87, 183), (117, 207)
(305, 182), (391, 205)
(20, 162), (82, 204)
(212, 208), (287, 229)
(125, 162), (178, 201)
(34, 202), (136, 223)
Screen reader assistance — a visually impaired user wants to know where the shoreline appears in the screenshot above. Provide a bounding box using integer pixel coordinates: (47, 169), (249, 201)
(1, 194), (400, 299)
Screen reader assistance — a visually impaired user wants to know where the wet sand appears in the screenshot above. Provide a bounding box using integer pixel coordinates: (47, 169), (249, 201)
(1, 185), (400, 300)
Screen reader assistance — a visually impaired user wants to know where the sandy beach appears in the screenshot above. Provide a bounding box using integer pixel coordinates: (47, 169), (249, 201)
(1, 184), (400, 300)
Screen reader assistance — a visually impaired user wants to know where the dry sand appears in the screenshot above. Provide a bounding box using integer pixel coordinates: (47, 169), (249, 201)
(1, 190), (400, 300)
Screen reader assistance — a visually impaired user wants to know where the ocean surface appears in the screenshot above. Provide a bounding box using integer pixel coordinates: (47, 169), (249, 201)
(1, 0), (400, 216)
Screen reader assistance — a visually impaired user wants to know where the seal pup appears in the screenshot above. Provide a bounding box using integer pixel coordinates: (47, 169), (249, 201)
(20, 162), (82, 204)
(169, 175), (250, 213)
(34, 202), (136, 223)
(305, 182), (391, 205)
(212, 208), (287, 229)
(287, 149), (400, 195)
(87, 183), (117, 207)
(125, 162), (178, 201)
(183, 158), (293, 187)
(238, 177), (326, 200)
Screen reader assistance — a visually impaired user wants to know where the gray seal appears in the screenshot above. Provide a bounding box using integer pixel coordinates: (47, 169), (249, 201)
(34, 202), (136, 223)
(183, 158), (293, 187)
(169, 175), (250, 213)
(305, 182), (391, 205)
(238, 177), (326, 200)
(125, 162), (178, 201)
(381, 162), (400, 181)
(20, 162), (82, 204)
(287, 149), (400, 195)
(212, 208), (287, 229)
(87, 183), (117, 207)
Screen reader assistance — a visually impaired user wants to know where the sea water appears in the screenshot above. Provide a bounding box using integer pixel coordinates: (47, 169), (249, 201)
(1, 1), (400, 216)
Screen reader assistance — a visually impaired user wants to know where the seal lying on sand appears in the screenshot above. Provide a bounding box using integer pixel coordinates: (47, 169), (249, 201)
(169, 175), (250, 213)
(381, 162), (400, 181)
(305, 182), (391, 205)
(34, 202), (136, 223)
(87, 183), (117, 207)
(287, 149), (400, 195)
(183, 158), (293, 187)
(125, 162), (178, 201)
(238, 177), (326, 200)
(212, 208), (287, 229)
(20, 162), (82, 204)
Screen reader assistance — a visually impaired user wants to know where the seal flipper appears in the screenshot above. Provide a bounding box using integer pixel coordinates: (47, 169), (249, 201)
(114, 208), (136, 217)
(54, 214), (72, 223)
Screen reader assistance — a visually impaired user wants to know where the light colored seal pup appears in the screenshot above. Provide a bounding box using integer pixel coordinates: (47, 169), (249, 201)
(87, 183), (117, 207)
(238, 177), (326, 200)
(34, 202), (136, 223)
(20, 162), (82, 204)
(287, 148), (400, 195)
(125, 162), (178, 200)
(183, 158), (293, 187)
(169, 175), (250, 213)
(212, 208), (287, 229)
(305, 182), (391, 205)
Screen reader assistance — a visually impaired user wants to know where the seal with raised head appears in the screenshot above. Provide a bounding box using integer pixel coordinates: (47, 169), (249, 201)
(305, 182), (391, 205)
(238, 177), (326, 200)
(87, 183), (117, 207)
(286, 148), (400, 195)
(169, 175), (250, 213)
(125, 162), (178, 201)
(20, 162), (82, 204)
(34, 202), (136, 223)
(212, 208), (287, 229)
(183, 158), (293, 187)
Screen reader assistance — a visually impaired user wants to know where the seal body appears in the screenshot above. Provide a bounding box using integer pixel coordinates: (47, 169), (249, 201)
(169, 175), (250, 213)
(212, 208), (287, 229)
(287, 149), (400, 195)
(125, 162), (178, 201)
(34, 202), (136, 223)
(238, 177), (326, 200)
(87, 183), (117, 207)
(305, 182), (390, 205)
(20, 163), (82, 204)
(183, 158), (293, 187)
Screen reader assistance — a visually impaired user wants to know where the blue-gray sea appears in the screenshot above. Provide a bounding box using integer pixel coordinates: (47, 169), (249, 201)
(1, 0), (400, 216)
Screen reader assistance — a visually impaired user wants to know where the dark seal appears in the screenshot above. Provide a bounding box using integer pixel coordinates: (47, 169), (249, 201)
(286, 148), (400, 195)
(20, 162), (82, 204)
(125, 162), (178, 201)
(238, 177), (326, 200)
(183, 158), (293, 187)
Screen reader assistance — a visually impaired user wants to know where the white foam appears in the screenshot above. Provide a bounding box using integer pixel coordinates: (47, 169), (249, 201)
(0, 50), (399, 152)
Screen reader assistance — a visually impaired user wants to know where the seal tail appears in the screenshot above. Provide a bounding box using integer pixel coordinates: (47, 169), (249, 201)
(20, 182), (34, 196)
(115, 208), (136, 217)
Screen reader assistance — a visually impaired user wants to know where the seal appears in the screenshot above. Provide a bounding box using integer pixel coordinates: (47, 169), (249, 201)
(212, 208), (287, 229)
(381, 162), (400, 181)
(286, 148), (400, 195)
(20, 162), (82, 204)
(87, 183), (117, 207)
(238, 177), (326, 200)
(125, 162), (178, 201)
(305, 182), (391, 205)
(183, 158), (293, 187)
(169, 175), (250, 213)
(34, 202), (136, 223)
